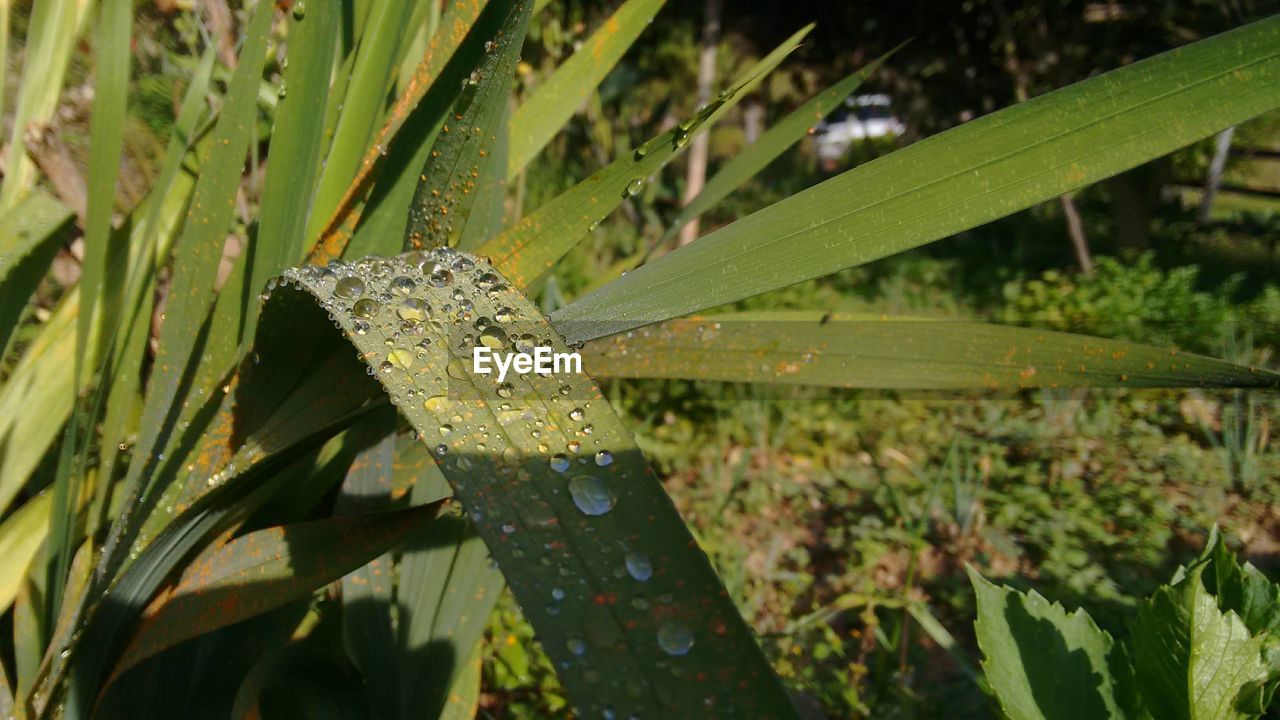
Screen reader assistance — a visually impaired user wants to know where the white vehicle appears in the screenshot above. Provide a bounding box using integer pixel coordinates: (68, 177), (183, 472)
(813, 94), (906, 163)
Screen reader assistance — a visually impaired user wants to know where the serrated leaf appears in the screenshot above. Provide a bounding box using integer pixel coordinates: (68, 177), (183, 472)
(272, 248), (798, 718)
(969, 567), (1135, 720)
(506, 0), (667, 178)
(1200, 527), (1280, 638)
(579, 312), (1280, 389)
(1130, 564), (1270, 720)
(552, 17), (1280, 344)
(477, 23), (814, 290)
(108, 502), (443, 684)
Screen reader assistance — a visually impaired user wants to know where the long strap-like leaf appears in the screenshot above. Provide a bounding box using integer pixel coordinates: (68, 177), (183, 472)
(551, 16), (1280, 344)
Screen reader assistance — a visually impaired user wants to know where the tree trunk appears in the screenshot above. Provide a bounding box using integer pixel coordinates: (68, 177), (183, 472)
(677, 0), (721, 247)
(1197, 126), (1235, 225)
(1060, 194), (1093, 276)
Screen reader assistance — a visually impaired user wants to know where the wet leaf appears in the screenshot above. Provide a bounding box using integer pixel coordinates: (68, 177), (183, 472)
(109, 502), (444, 683)
(270, 249), (798, 718)
(552, 17), (1280, 343)
(580, 312), (1280, 390)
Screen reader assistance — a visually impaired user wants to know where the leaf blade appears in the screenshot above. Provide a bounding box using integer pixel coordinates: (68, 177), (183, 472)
(552, 17), (1280, 343)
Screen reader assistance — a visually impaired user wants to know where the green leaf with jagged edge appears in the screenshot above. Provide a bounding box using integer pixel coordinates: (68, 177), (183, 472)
(268, 248), (798, 718)
(968, 568), (1139, 720)
(1199, 527), (1280, 639)
(0, 190), (73, 360)
(505, 0), (668, 179)
(551, 16), (1280, 345)
(657, 47), (896, 248)
(404, 0), (531, 251)
(578, 312), (1280, 390)
(476, 23), (814, 290)
(1131, 564), (1271, 720)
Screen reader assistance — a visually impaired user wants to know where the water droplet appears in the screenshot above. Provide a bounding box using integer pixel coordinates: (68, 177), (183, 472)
(594, 450), (613, 467)
(550, 454), (570, 473)
(634, 144), (649, 160)
(424, 395), (451, 414)
(566, 637), (586, 656)
(398, 297), (430, 322)
(657, 621), (694, 656)
(480, 327), (508, 349)
(552, 587), (565, 601)
(494, 306), (514, 323)
(569, 407), (585, 422)
(434, 444), (449, 456)
(623, 177), (644, 198)
(352, 298), (380, 319)
(568, 475), (613, 516)
(501, 522), (516, 534)
(277, 81), (287, 99)
(625, 552), (652, 581)
(439, 423), (453, 435)
(428, 269), (454, 287)
(496, 382), (514, 398)
(335, 276), (365, 299)
(352, 319), (371, 335)
(386, 349), (414, 370)
(390, 276), (415, 295)
(292, 1), (306, 19)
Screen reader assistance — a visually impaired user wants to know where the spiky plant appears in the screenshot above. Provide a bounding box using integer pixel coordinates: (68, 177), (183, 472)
(0, 1), (1276, 718)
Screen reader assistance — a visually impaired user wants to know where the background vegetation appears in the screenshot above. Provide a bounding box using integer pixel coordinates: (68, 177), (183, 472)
(1, 0), (1278, 717)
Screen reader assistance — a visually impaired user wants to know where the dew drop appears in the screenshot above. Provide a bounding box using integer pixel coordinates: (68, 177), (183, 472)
(390, 276), (416, 295)
(494, 306), (514, 323)
(352, 298), (380, 319)
(566, 637), (586, 656)
(594, 450), (613, 467)
(496, 382), (514, 398)
(549, 454), (570, 473)
(386, 349), (414, 370)
(292, 0), (306, 19)
(352, 319), (371, 335)
(633, 144), (649, 160)
(428, 269), (454, 288)
(398, 297), (430, 322)
(623, 177), (644, 198)
(434, 444), (449, 456)
(439, 423), (453, 435)
(657, 621), (694, 656)
(479, 327), (508, 349)
(625, 552), (652, 581)
(552, 587), (565, 601)
(568, 475), (613, 516)
(424, 395), (451, 414)
(568, 407), (585, 422)
(334, 276), (365, 299)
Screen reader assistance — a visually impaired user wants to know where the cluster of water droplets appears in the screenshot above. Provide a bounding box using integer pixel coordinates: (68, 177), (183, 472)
(278, 247), (711, 715)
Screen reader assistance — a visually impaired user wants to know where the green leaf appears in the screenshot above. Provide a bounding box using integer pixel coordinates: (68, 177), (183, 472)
(660, 48), (894, 246)
(0, 190), (74, 358)
(108, 502), (443, 684)
(477, 23), (814, 289)
(1131, 564), (1270, 720)
(404, 0), (531, 251)
(579, 312), (1280, 389)
(337, 0), (516, 262)
(969, 568), (1136, 720)
(552, 17), (1280, 344)
(0, 493), (51, 613)
(308, 0), (491, 263)
(1199, 528), (1280, 638)
(273, 248), (798, 718)
(505, 0), (667, 178)
(98, 0), (274, 578)
(0, 0), (90, 212)
(245, 0), (340, 343)
(76, 0), (132, 376)
(308, 0), (423, 238)
(457, 100), (511, 250)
